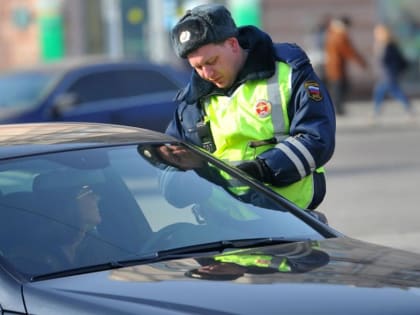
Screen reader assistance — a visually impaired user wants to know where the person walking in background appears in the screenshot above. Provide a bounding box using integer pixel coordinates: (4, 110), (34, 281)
(372, 23), (413, 120)
(309, 14), (332, 83)
(324, 15), (368, 116)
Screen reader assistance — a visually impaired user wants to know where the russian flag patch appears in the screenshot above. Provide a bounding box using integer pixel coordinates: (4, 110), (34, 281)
(304, 81), (323, 101)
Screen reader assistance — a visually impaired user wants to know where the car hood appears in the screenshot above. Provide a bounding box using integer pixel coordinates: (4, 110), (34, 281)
(23, 237), (420, 314)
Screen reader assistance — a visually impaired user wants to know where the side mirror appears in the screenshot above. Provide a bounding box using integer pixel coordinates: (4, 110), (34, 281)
(51, 93), (79, 118)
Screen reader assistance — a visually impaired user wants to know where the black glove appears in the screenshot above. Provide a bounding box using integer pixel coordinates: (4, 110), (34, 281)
(236, 159), (272, 183)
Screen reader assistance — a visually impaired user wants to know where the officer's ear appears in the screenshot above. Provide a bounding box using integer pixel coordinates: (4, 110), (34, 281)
(224, 37), (240, 52)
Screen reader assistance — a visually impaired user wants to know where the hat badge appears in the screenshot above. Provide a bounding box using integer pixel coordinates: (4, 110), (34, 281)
(179, 30), (191, 43)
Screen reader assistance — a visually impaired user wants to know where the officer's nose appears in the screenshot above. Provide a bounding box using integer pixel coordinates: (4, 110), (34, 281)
(202, 66), (215, 80)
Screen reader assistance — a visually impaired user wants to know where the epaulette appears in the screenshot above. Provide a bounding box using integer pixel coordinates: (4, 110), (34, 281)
(274, 43), (310, 69)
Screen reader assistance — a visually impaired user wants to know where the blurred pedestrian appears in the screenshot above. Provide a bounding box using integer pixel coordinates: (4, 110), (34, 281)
(324, 15), (368, 115)
(309, 14), (332, 83)
(372, 23), (413, 119)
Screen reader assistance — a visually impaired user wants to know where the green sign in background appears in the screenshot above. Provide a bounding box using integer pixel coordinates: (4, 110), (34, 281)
(39, 13), (64, 61)
(229, 0), (261, 27)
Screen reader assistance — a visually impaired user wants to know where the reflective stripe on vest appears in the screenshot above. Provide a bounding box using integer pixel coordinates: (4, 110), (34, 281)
(268, 60), (290, 143)
(204, 61), (320, 208)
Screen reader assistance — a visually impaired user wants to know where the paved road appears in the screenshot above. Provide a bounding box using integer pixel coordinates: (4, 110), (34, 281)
(322, 98), (420, 253)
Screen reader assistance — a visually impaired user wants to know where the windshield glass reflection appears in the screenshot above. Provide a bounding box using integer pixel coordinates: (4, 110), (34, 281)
(0, 143), (322, 278)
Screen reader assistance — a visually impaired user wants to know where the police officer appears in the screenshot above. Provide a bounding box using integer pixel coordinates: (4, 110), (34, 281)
(167, 4), (336, 210)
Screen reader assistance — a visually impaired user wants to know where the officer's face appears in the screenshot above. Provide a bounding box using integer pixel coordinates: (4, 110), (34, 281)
(187, 37), (243, 89)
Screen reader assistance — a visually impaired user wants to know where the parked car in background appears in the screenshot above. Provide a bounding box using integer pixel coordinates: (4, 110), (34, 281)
(0, 57), (188, 132)
(0, 122), (420, 314)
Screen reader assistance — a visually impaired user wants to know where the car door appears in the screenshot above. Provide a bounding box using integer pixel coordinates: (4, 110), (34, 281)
(53, 65), (183, 132)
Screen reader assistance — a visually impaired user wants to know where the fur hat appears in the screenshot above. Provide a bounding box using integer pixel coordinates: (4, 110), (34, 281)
(171, 4), (238, 58)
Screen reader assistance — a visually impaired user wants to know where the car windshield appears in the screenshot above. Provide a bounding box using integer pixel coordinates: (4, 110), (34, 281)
(0, 143), (323, 279)
(0, 70), (58, 110)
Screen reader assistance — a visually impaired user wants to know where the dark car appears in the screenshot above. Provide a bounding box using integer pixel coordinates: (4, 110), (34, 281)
(0, 122), (420, 315)
(0, 57), (188, 132)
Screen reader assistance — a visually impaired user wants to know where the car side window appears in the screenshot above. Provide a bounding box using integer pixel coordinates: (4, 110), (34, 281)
(67, 69), (179, 105)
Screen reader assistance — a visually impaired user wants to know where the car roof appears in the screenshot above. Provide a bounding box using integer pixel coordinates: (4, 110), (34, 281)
(1, 56), (188, 84)
(4, 55), (162, 72)
(0, 122), (176, 159)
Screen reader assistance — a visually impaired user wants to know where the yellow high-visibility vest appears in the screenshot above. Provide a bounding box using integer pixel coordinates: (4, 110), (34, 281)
(203, 61), (324, 208)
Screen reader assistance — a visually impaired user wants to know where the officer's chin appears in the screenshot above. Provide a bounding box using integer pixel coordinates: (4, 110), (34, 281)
(209, 79), (227, 89)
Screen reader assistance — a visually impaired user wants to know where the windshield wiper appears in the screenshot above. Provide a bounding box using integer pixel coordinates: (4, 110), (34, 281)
(31, 237), (307, 281)
(163, 237), (304, 254)
(31, 261), (127, 281)
(117, 237), (308, 267)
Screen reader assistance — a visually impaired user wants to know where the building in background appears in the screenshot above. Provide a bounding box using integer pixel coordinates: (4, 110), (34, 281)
(0, 0), (418, 99)
(0, 0), (39, 68)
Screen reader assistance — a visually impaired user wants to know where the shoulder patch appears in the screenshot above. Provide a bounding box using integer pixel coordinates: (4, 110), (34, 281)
(304, 81), (322, 101)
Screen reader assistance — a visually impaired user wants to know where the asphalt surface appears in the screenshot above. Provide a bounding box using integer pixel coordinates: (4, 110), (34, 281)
(321, 98), (420, 254)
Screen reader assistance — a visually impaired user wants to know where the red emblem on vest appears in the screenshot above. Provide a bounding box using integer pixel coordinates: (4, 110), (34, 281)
(255, 100), (272, 118)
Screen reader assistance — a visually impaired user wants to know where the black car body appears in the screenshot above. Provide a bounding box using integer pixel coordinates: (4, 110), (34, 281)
(0, 57), (188, 132)
(0, 122), (419, 315)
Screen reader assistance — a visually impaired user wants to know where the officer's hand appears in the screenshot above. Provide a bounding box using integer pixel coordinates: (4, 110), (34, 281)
(157, 145), (204, 170)
(236, 159), (272, 183)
